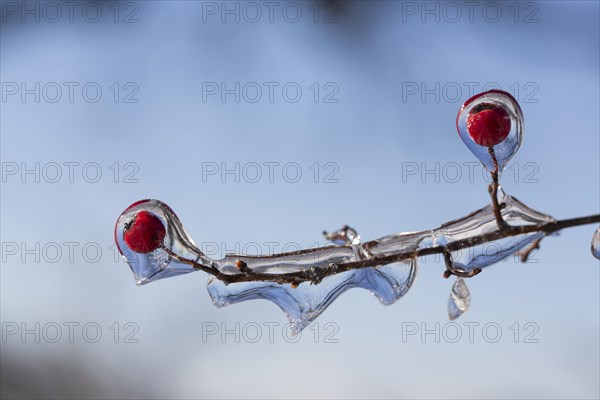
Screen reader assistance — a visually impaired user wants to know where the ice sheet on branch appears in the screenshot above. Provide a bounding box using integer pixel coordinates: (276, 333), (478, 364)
(206, 187), (554, 332)
(207, 260), (417, 334)
(432, 187), (555, 272)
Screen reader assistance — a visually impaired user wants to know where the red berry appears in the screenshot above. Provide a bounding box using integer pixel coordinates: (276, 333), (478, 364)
(467, 104), (511, 147)
(123, 211), (166, 253)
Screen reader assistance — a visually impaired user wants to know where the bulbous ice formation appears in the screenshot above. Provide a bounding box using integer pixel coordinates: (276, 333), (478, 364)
(457, 90), (524, 174)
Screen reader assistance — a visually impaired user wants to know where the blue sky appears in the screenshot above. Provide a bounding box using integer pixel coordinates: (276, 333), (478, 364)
(1, 1), (599, 398)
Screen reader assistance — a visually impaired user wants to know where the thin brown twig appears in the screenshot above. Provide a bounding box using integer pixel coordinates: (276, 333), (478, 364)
(488, 147), (510, 231)
(443, 250), (482, 279)
(519, 237), (543, 262)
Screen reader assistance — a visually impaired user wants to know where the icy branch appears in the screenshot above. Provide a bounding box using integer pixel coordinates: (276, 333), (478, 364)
(114, 90), (599, 333)
(114, 190), (598, 333)
(158, 201), (599, 286)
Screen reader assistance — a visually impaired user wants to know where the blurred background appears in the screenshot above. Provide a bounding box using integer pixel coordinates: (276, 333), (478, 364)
(1, 1), (599, 398)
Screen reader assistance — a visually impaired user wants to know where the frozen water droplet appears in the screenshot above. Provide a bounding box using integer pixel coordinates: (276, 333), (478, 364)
(591, 227), (600, 260)
(207, 259), (417, 334)
(115, 199), (207, 285)
(448, 278), (471, 320)
(457, 90), (524, 174)
(324, 225), (361, 245)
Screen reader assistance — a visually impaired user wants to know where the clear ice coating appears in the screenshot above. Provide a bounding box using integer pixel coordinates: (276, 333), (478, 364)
(323, 225), (361, 246)
(592, 227), (600, 260)
(448, 278), (471, 320)
(208, 260), (417, 334)
(115, 188), (556, 333)
(208, 225), (419, 334)
(456, 90), (524, 174)
(114, 199), (212, 286)
(434, 186), (554, 272)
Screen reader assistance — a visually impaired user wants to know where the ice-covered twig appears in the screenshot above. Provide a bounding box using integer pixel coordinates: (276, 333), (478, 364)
(114, 194), (598, 333)
(115, 195), (599, 287)
(189, 213), (597, 284)
(114, 89), (599, 332)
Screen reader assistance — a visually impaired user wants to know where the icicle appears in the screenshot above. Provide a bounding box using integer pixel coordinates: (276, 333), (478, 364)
(448, 278), (471, 320)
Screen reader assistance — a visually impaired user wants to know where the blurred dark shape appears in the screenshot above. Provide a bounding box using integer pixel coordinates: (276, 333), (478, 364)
(1, 349), (146, 399)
